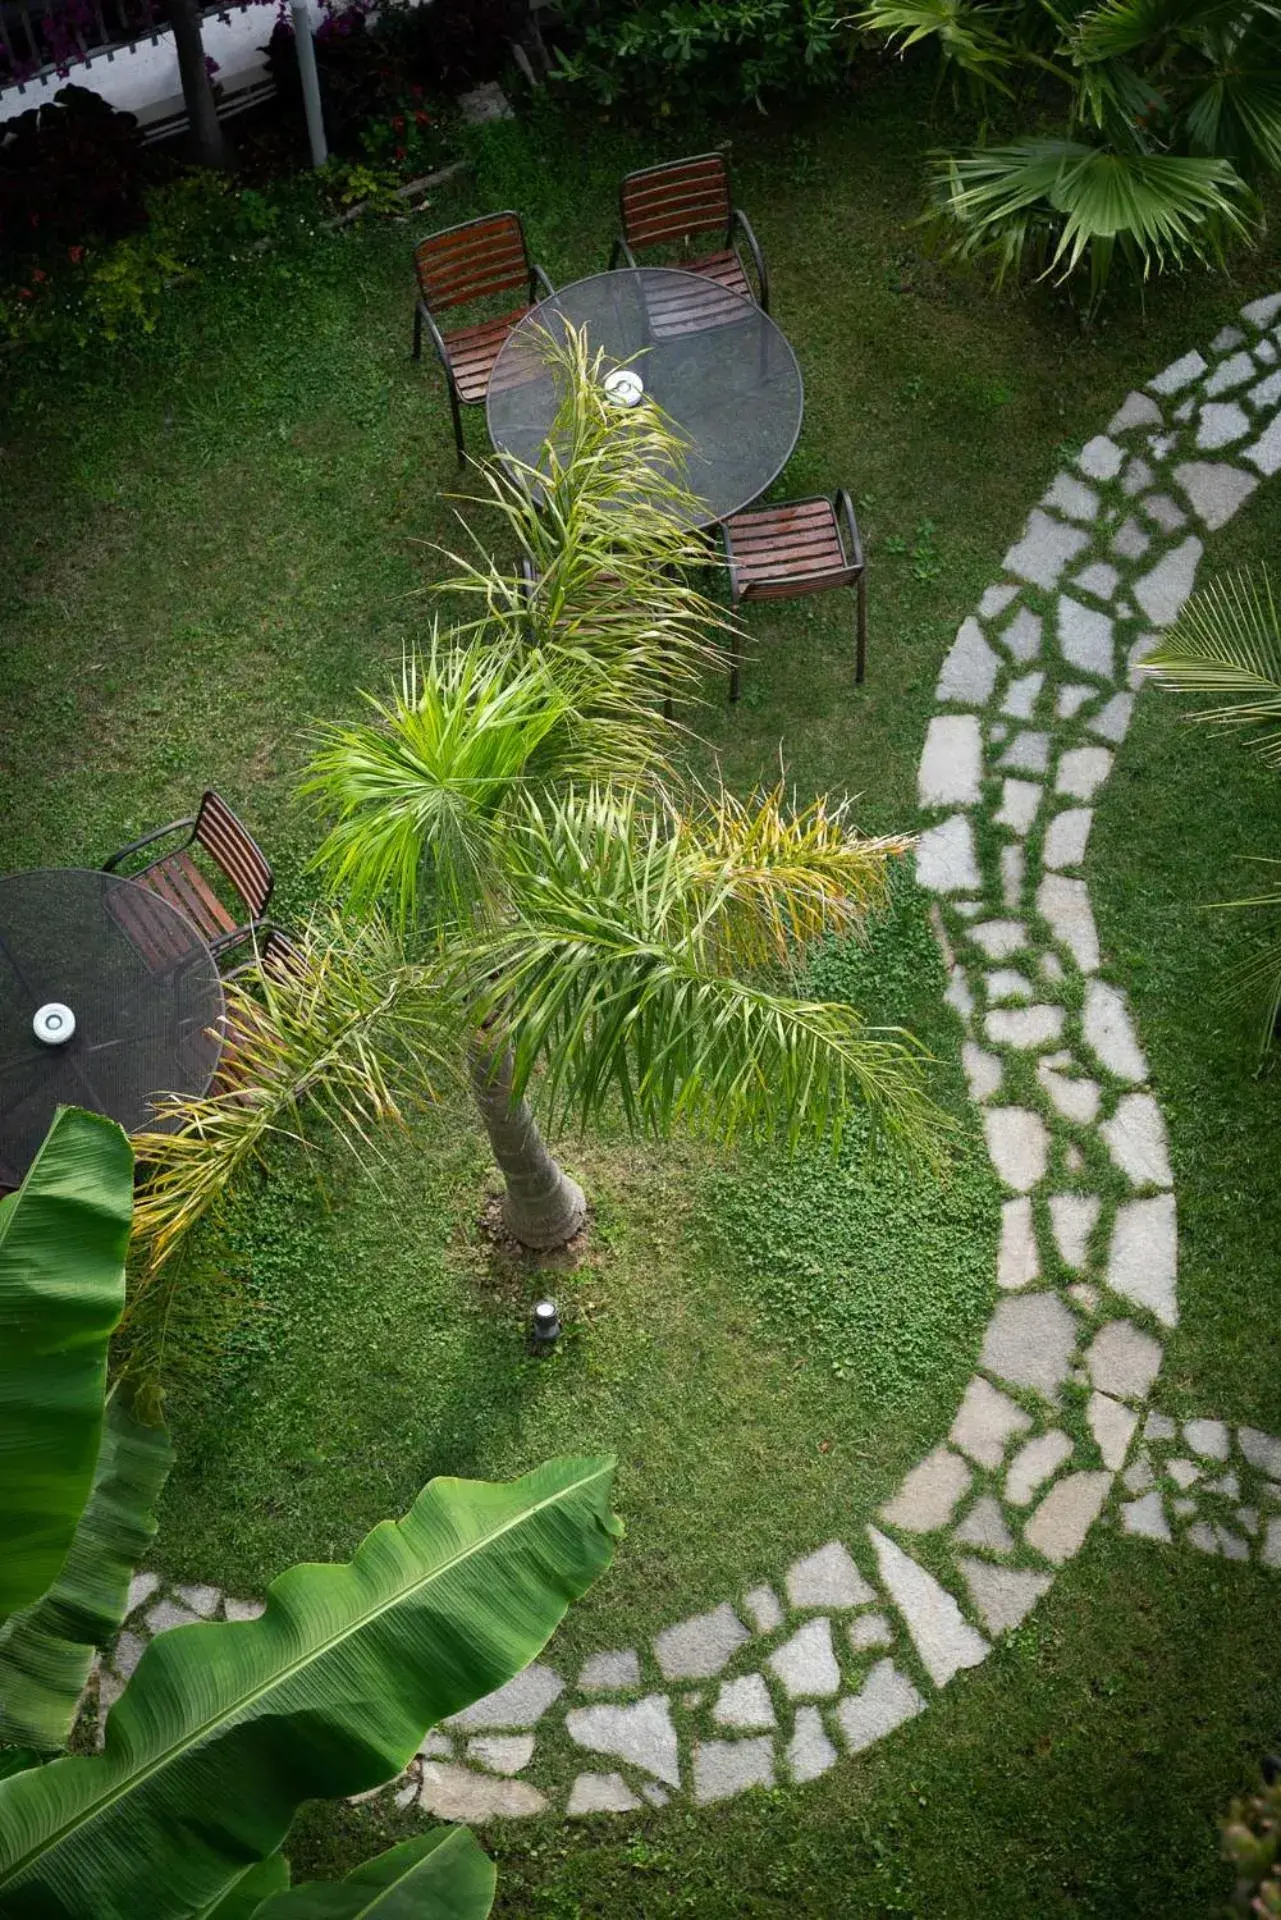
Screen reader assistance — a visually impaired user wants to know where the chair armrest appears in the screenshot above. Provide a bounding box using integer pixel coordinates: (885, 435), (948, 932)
(415, 299), (459, 387)
(608, 235), (641, 271)
(730, 208), (770, 314)
(835, 489), (865, 572)
(208, 917), (270, 962)
(717, 522), (741, 602)
(101, 817), (195, 873)
(530, 262), (555, 301)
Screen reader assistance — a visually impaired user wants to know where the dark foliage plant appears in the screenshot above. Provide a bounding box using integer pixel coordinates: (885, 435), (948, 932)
(0, 85), (145, 250)
(549, 0), (852, 108)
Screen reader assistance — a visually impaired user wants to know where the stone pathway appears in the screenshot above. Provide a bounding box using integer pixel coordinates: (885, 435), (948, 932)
(90, 292), (1281, 1820)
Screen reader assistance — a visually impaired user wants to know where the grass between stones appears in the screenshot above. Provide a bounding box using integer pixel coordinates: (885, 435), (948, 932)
(2, 69), (1280, 1915)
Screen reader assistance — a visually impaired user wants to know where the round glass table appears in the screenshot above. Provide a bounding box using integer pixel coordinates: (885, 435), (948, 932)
(0, 868), (225, 1188)
(486, 268), (805, 529)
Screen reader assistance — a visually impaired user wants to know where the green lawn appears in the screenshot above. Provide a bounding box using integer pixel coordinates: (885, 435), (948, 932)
(3, 68), (1281, 1915)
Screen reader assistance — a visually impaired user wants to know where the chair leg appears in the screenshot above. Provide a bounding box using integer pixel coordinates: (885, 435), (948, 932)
(412, 304), (423, 362)
(729, 629), (742, 704)
(449, 384), (466, 466)
(854, 571), (868, 685)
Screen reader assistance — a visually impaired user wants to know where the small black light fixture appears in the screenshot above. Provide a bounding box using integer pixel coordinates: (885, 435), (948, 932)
(530, 1298), (562, 1355)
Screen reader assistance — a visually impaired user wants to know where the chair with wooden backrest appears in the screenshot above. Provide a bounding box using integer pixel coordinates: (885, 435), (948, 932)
(609, 153), (769, 339)
(720, 490), (867, 703)
(102, 790), (273, 970)
(412, 211), (555, 463)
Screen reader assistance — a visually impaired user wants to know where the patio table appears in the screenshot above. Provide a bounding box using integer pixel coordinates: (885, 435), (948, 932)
(486, 267), (804, 529)
(0, 867), (225, 1188)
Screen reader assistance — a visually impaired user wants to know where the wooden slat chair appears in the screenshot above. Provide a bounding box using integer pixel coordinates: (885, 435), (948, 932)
(609, 153), (769, 339)
(412, 211), (555, 463)
(212, 927), (303, 1099)
(720, 491), (868, 703)
(102, 790), (273, 969)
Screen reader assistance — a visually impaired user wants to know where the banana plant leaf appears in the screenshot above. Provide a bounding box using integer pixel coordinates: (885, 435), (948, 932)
(0, 1392), (173, 1752)
(0, 1108), (134, 1626)
(254, 1830), (496, 1919)
(0, 1456), (619, 1920)
(197, 1856), (290, 1918)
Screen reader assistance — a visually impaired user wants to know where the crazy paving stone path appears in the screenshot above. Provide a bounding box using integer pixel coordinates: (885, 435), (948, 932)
(91, 293), (1281, 1821)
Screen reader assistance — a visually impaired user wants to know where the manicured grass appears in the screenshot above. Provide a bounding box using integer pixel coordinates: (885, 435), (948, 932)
(3, 67), (1281, 1915)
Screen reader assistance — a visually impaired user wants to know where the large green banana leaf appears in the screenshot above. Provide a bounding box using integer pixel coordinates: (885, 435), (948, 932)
(0, 1391), (173, 1751)
(0, 1108), (134, 1625)
(0, 1457), (619, 1919)
(198, 1856), (290, 1918)
(254, 1830), (496, 1919)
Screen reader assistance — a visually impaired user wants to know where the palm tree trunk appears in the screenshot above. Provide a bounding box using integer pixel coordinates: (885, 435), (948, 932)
(468, 1038), (586, 1250)
(170, 0), (228, 168)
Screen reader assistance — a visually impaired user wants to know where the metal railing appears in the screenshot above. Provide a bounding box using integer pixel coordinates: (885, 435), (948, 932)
(0, 0), (274, 95)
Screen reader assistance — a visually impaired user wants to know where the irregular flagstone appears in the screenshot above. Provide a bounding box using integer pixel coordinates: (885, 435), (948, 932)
(1088, 1320), (1164, 1404)
(568, 1772), (642, 1815)
(981, 1292), (1077, 1397)
(1024, 1471), (1114, 1564)
(173, 1583), (221, 1619)
(1242, 293), (1281, 327)
(945, 966), (975, 1024)
(996, 1196), (1040, 1291)
(1246, 415), (1281, 478)
(1109, 390), (1163, 433)
(579, 1650), (641, 1693)
(144, 1599), (202, 1637)
(1249, 367), (1281, 409)
(962, 1041), (1003, 1103)
(1088, 1392), (1139, 1471)
(126, 1572), (160, 1617)
(1037, 874), (1100, 971)
(1122, 1454), (1155, 1493)
(1134, 534), (1204, 626)
(1078, 435), (1123, 480)
(786, 1705), (839, 1783)
(785, 1541), (875, 1609)
(1000, 843), (1025, 910)
(835, 1658), (926, 1753)
(1087, 695), (1134, 745)
(1112, 516), (1151, 561)
(979, 582), (1019, 619)
(419, 1765), (547, 1821)
(983, 1107), (1049, 1192)
(994, 779), (1041, 833)
(1239, 1428), (1281, 1478)
(1121, 1491), (1171, 1542)
(1056, 747), (1113, 801)
(1043, 472), (1100, 521)
(916, 815), (981, 893)
(692, 1737), (775, 1805)
(223, 1597), (266, 1624)
(1039, 1059), (1102, 1126)
(971, 920), (1028, 959)
(957, 1559), (1052, 1635)
(743, 1586), (784, 1634)
(919, 714), (983, 807)
(1000, 605), (1044, 662)
(1183, 1418), (1230, 1460)
(987, 968), (1035, 1002)
(999, 730), (1051, 774)
(949, 1375), (1032, 1469)
(1056, 684), (1095, 719)
(714, 1675), (777, 1730)
(1264, 1520), (1281, 1569)
(768, 1618), (842, 1698)
(849, 1612), (895, 1650)
(468, 1735), (536, 1776)
(1002, 671), (1045, 720)
(1082, 980), (1149, 1081)
(1068, 1282), (1100, 1312)
(1213, 324), (1247, 351)
(1145, 1411), (1177, 1441)
(653, 1603), (749, 1680)
(449, 1665), (564, 1731)
(1048, 1192), (1102, 1267)
(1056, 596), (1115, 677)
(1107, 1195), (1178, 1327)
(985, 1004), (1064, 1050)
(1074, 562), (1120, 602)
(1143, 491), (1187, 532)
(1004, 511), (1090, 590)
(936, 618), (1001, 703)
(954, 1495), (1016, 1554)
(1149, 349), (1207, 394)
(112, 1631), (146, 1679)
(867, 1530), (991, 1687)
(1172, 460), (1259, 529)
(1197, 401), (1251, 450)
(1204, 352), (1256, 396)
(881, 1446), (973, 1531)
(565, 1695), (680, 1786)
(1006, 1431), (1074, 1506)
(1100, 1094), (1173, 1188)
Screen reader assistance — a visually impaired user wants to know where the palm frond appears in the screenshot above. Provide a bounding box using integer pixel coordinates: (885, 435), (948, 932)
(1143, 568), (1281, 760)
(927, 137), (1258, 295)
(1069, 0), (1265, 62)
(456, 788), (940, 1157)
(853, 0), (1016, 86)
(666, 783), (915, 970)
(1182, 60), (1281, 173)
(130, 916), (455, 1274)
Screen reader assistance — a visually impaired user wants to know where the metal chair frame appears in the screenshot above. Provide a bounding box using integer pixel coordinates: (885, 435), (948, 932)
(101, 789), (273, 959)
(720, 488), (867, 702)
(608, 153), (770, 315)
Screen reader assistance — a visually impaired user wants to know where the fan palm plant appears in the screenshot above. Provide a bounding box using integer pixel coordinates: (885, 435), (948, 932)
(1143, 566), (1281, 1053)
(855, 0), (1279, 300)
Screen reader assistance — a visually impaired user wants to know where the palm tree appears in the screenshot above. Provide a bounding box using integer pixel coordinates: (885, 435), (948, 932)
(302, 330), (938, 1247)
(1144, 566), (1281, 1053)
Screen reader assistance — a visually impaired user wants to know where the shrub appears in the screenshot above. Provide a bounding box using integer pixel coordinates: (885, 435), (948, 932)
(0, 84), (145, 254)
(549, 0), (852, 109)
